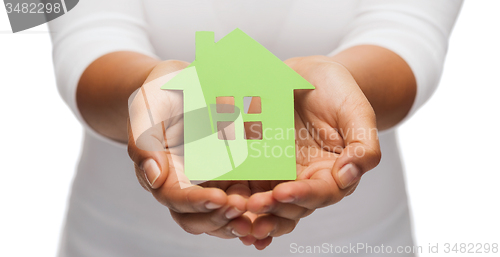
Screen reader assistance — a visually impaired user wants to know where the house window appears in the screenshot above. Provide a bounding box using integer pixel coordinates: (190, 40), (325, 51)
(244, 96), (262, 140)
(243, 96), (261, 114)
(244, 121), (263, 140)
(216, 97), (235, 140)
(216, 96), (263, 140)
(217, 121), (235, 140)
(216, 96), (234, 113)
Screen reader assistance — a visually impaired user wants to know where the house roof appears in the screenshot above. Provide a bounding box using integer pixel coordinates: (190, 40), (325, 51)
(163, 28), (315, 94)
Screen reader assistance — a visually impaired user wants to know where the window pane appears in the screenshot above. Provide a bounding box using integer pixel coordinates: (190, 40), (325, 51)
(244, 121), (263, 140)
(216, 96), (234, 113)
(243, 96), (261, 114)
(217, 121), (235, 140)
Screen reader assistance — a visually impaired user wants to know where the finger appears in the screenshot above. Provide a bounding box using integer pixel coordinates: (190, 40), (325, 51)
(130, 112), (227, 214)
(131, 128), (225, 214)
(273, 168), (349, 209)
(207, 215), (252, 239)
(200, 180), (250, 195)
(128, 119), (169, 190)
(247, 191), (313, 220)
(254, 236), (273, 250)
(245, 211), (258, 223)
(172, 210), (251, 238)
(155, 184), (227, 213)
(205, 183), (252, 238)
(170, 193), (248, 236)
(129, 119), (229, 213)
(226, 182), (252, 199)
(333, 90), (381, 189)
(333, 144), (380, 189)
(345, 181), (360, 197)
(252, 214), (297, 239)
(128, 64), (186, 190)
(237, 211), (259, 246)
(239, 235), (257, 246)
(248, 180), (282, 194)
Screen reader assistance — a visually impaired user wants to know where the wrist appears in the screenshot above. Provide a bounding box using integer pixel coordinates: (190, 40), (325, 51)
(143, 60), (190, 84)
(77, 52), (161, 142)
(328, 46), (416, 130)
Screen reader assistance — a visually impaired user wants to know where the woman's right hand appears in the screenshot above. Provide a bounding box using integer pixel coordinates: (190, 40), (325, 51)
(127, 60), (252, 239)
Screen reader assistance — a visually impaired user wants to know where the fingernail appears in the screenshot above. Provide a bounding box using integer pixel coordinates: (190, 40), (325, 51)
(232, 229), (245, 237)
(338, 163), (360, 188)
(205, 202), (223, 210)
(281, 197), (295, 203)
(143, 159), (161, 188)
(261, 205), (272, 213)
(225, 207), (244, 219)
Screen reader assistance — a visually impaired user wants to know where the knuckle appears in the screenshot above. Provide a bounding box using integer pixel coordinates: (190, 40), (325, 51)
(161, 188), (181, 213)
(134, 164), (151, 192)
(367, 146), (382, 168)
(327, 189), (342, 206)
(185, 190), (199, 211)
(302, 209), (315, 218)
(175, 216), (203, 235)
(322, 196), (335, 207)
(319, 186), (337, 207)
(346, 185), (358, 197)
(374, 149), (382, 164)
(279, 203), (306, 220)
(207, 213), (226, 228)
(283, 221), (297, 235)
(288, 209), (307, 221)
(182, 225), (202, 235)
(297, 208), (311, 219)
(127, 145), (135, 160)
(273, 218), (297, 237)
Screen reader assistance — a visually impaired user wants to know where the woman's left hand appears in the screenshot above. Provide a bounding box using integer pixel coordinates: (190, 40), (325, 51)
(242, 55), (382, 249)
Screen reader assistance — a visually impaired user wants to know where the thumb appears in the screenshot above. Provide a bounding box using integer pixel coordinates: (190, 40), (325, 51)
(127, 119), (170, 191)
(331, 101), (381, 190)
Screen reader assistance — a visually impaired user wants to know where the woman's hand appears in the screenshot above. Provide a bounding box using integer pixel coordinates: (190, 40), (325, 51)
(128, 53), (391, 249)
(127, 60), (252, 239)
(244, 56), (382, 246)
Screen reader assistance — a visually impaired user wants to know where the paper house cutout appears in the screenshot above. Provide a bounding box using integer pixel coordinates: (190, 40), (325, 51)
(161, 28), (314, 181)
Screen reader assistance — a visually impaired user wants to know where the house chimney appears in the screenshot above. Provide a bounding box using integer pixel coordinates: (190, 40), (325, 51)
(196, 31), (215, 60)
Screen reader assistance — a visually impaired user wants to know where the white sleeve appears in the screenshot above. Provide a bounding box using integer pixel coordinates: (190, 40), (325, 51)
(328, 0), (463, 128)
(48, 0), (158, 145)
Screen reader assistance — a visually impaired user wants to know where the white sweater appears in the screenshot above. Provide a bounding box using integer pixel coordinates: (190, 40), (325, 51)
(48, 1), (462, 256)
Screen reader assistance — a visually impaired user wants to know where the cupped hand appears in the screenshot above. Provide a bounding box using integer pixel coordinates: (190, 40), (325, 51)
(243, 56), (382, 248)
(127, 60), (252, 239)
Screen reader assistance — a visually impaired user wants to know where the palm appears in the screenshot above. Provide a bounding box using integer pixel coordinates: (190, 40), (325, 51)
(294, 106), (340, 187)
(233, 58), (382, 249)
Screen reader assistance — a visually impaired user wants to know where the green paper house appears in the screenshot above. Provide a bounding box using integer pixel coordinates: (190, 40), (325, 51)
(161, 28), (314, 181)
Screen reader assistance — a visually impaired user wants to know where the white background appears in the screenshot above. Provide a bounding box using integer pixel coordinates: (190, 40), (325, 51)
(0, 1), (499, 256)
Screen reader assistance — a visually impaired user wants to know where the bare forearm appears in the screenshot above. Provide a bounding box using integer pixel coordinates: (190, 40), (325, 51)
(330, 45), (417, 131)
(77, 51), (160, 142)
